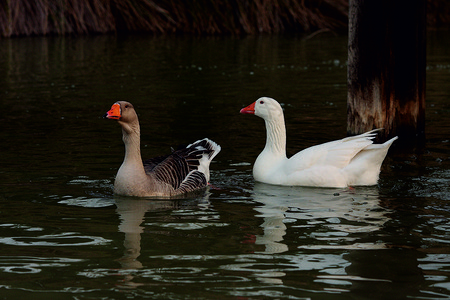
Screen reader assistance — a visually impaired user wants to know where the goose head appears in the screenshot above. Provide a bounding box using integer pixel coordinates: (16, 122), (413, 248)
(240, 97), (284, 121)
(104, 101), (139, 134)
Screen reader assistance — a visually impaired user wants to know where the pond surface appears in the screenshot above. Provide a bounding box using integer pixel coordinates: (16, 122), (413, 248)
(0, 31), (450, 299)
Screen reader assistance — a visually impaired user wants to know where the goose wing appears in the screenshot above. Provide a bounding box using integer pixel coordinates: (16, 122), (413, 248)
(287, 130), (380, 172)
(143, 155), (170, 172)
(143, 140), (217, 193)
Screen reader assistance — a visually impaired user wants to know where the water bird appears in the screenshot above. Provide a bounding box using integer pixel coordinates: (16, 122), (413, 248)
(240, 97), (397, 188)
(104, 101), (221, 197)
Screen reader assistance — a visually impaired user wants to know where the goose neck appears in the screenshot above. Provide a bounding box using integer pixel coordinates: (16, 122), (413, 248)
(264, 117), (286, 155)
(121, 122), (142, 164)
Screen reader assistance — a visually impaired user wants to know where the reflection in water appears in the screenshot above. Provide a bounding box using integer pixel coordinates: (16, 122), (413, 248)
(114, 193), (211, 287)
(251, 182), (391, 254)
(115, 199), (147, 270)
(246, 182), (394, 291)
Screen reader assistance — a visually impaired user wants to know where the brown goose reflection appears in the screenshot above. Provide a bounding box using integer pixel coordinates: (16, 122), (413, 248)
(114, 194), (210, 287)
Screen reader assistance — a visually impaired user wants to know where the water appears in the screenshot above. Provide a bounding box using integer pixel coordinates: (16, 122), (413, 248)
(0, 31), (449, 299)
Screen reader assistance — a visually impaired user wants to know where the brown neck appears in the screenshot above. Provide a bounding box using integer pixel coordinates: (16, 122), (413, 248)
(121, 121), (142, 166)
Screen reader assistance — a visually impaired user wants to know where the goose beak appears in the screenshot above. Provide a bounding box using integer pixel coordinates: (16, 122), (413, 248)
(240, 102), (256, 114)
(104, 103), (121, 120)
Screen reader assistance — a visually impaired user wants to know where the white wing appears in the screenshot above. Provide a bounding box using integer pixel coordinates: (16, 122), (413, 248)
(286, 130), (380, 173)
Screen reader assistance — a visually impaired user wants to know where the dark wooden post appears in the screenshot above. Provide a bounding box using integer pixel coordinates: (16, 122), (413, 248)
(347, 0), (426, 143)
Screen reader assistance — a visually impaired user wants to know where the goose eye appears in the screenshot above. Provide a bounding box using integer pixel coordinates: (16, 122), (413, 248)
(260, 100), (264, 104)
(125, 104), (130, 108)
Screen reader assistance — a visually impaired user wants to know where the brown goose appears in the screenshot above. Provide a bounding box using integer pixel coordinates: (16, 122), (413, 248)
(104, 101), (221, 197)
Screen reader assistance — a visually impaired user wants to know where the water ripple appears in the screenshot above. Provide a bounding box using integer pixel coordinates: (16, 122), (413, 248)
(58, 196), (115, 208)
(0, 232), (111, 247)
(0, 256), (83, 274)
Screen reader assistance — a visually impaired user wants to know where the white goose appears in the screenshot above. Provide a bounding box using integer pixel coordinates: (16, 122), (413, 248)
(240, 97), (397, 188)
(104, 101), (221, 197)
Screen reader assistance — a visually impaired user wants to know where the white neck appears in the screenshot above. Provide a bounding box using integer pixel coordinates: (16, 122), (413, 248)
(253, 114), (287, 183)
(263, 115), (287, 157)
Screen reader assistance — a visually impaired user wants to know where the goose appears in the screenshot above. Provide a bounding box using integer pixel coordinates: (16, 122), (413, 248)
(104, 101), (221, 197)
(240, 97), (398, 188)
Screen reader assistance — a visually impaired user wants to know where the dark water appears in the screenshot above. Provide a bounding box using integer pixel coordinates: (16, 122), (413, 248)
(0, 31), (449, 299)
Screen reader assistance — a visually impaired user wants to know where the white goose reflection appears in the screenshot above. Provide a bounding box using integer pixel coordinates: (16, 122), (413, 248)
(250, 182), (391, 254)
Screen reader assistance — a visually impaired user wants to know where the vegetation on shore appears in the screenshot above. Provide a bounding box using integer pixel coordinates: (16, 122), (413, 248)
(1, 0), (449, 37)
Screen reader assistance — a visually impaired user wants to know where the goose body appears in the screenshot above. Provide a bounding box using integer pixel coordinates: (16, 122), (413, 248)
(104, 101), (221, 197)
(240, 97), (397, 188)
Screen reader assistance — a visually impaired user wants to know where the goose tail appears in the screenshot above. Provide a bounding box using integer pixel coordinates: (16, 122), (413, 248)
(186, 138), (221, 182)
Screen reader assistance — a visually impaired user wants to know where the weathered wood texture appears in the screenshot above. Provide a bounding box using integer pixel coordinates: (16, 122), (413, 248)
(347, 0), (426, 142)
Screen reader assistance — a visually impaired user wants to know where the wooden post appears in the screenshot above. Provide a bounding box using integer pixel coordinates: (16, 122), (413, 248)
(347, 0), (426, 143)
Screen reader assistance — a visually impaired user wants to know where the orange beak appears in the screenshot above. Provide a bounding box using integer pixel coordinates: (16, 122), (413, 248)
(240, 102), (256, 114)
(104, 103), (121, 120)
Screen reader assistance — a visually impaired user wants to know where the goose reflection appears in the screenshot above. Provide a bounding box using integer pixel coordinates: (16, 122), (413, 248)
(115, 198), (149, 270)
(250, 182), (391, 254)
(114, 193), (210, 287)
